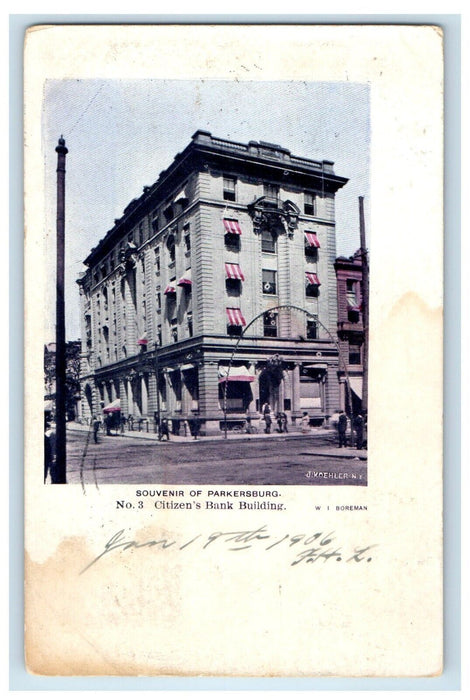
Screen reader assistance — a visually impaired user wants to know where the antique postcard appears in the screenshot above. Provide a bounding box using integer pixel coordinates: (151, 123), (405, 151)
(24, 24), (443, 676)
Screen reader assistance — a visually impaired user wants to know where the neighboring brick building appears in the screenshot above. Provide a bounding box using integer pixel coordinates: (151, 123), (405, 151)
(78, 130), (348, 433)
(334, 250), (365, 415)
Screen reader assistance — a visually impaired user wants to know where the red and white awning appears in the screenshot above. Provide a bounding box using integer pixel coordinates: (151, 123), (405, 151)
(103, 399), (121, 413)
(347, 302), (362, 312)
(305, 272), (321, 286)
(164, 282), (176, 295)
(218, 365), (254, 383)
(177, 269), (192, 286)
(225, 263), (245, 281)
(137, 333), (148, 346)
(223, 218), (242, 235)
(226, 307), (246, 326)
(304, 231), (321, 248)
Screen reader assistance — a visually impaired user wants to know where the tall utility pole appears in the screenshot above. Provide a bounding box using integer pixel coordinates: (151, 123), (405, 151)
(359, 196), (369, 416)
(155, 342), (161, 440)
(54, 136), (68, 483)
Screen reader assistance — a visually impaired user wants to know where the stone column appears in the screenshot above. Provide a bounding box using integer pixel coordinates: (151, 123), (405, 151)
(291, 363), (301, 424)
(119, 377), (128, 416)
(248, 363), (259, 415)
(198, 361), (221, 435)
(181, 371), (192, 415)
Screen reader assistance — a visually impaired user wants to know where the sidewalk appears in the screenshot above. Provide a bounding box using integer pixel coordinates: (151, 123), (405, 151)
(67, 421), (367, 459)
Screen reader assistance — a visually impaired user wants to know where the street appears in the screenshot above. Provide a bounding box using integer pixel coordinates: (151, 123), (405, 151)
(65, 428), (367, 486)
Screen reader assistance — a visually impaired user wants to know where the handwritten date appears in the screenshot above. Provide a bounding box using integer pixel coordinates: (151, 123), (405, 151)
(80, 526), (377, 575)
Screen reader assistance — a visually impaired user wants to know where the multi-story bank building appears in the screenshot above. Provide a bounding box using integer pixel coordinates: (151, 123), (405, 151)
(78, 131), (348, 434)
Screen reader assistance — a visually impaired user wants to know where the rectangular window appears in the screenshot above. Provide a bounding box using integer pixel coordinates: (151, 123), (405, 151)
(223, 176), (236, 201)
(187, 312), (193, 337)
(304, 192), (316, 215)
(262, 269), (277, 295)
(170, 318), (178, 343)
(164, 205), (174, 223)
(261, 230), (276, 253)
(349, 344), (362, 365)
(155, 247), (160, 273)
(152, 217), (159, 235)
(184, 225), (191, 252)
(306, 319), (317, 339)
(264, 183), (279, 200)
(263, 311), (278, 337)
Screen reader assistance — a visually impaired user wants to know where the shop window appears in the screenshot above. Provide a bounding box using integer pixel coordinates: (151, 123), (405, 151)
(262, 269), (277, 295)
(304, 192), (316, 215)
(263, 311), (278, 337)
(223, 176), (236, 202)
(299, 377), (321, 409)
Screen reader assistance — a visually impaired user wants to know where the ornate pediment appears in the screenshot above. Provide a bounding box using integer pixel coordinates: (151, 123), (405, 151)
(118, 241), (138, 273)
(247, 196), (300, 236)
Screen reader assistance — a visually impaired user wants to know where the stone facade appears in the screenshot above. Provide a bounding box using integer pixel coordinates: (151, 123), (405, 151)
(78, 131), (348, 433)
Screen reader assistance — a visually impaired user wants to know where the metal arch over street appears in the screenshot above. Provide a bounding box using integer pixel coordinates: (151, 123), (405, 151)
(222, 304), (354, 439)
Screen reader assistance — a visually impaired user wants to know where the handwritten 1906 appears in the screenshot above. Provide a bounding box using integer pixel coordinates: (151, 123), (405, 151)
(80, 526), (377, 574)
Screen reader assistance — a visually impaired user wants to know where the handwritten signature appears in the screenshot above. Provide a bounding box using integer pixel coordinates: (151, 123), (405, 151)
(80, 526), (377, 574)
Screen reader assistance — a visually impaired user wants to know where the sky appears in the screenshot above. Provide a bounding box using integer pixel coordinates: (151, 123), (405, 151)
(43, 79), (370, 341)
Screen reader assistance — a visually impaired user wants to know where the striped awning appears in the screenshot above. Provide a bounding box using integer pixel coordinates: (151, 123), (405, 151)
(305, 272), (321, 286)
(225, 263), (245, 281)
(103, 399), (121, 413)
(305, 231), (321, 248)
(218, 365), (254, 383)
(164, 282), (176, 295)
(223, 218), (242, 235)
(347, 302), (362, 312)
(137, 333), (148, 346)
(226, 307), (246, 326)
(177, 270), (192, 286)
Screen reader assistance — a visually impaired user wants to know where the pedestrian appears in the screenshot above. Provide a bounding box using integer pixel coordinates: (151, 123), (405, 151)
(160, 418), (170, 441)
(354, 414), (364, 450)
(262, 402), (272, 434)
(92, 415), (101, 444)
(44, 415), (55, 483)
(44, 417), (56, 483)
(276, 412), (283, 433)
(105, 413), (112, 436)
(280, 412), (288, 433)
(301, 411), (310, 434)
(191, 417), (201, 440)
(337, 410), (347, 448)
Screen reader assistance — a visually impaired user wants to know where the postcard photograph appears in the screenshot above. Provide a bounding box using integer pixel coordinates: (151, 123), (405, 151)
(42, 78), (370, 488)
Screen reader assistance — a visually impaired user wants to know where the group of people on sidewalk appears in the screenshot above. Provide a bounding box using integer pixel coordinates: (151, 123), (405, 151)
(260, 403), (289, 434)
(92, 413), (203, 443)
(337, 410), (366, 450)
